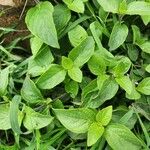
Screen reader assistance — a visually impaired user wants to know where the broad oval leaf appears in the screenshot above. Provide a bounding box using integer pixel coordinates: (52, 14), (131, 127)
(53, 108), (96, 133)
(68, 36), (95, 67)
(109, 22), (128, 51)
(25, 2), (59, 48)
(23, 106), (53, 131)
(21, 76), (44, 103)
(36, 64), (66, 89)
(105, 124), (143, 150)
(137, 77), (150, 95)
(87, 122), (104, 146)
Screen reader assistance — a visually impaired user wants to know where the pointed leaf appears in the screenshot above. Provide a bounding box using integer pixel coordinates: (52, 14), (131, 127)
(25, 2), (59, 48)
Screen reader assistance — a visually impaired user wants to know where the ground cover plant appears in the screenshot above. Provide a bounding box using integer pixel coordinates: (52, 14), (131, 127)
(0, 0), (150, 149)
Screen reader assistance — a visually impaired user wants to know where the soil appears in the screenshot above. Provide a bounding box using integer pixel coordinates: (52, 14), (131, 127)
(0, 1), (35, 46)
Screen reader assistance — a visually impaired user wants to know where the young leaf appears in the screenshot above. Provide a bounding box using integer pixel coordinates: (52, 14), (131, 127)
(54, 108), (96, 133)
(65, 80), (79, 98)
(21, 76), (44, 104)
(68, 25), (88, 47)
(28, 45), (54, 77)
(54, 4), (71, 35)
(105, 124), (143, 150)
(68, 36), (95, 67)
(115, 76), (133, 95)
(96, 106), (112, 126)
(23, 106), (53, 131)
(108, 22), (128, 51)
(25, 2), (59, 48)
(137, 77), (150, 95)
(0, 67), (9, 97)
(127, 1), (150, 16)
(87, 122), (104, 146)
(61, 56), (73, 70)
(63, 0), (85, 13)
(36, 64), (66, 89)
(68, 66), (82, 83)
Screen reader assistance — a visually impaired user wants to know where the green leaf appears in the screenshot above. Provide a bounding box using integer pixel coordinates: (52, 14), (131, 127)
(63, 0), (85, 13)
(132, 25), (141, 44)
(54, 108), (96, 133)
(108, 22), (128, 51)
(25, 2), (59, 48)
(36, 64), (66, 89)
(28, 45), (54, 77)
(139, 41), (150, 54)
(127, 1), (150, 16)
(111, 56), (131, 77)
(88, 52), (106, 75)
(68, 36), (95, 67)
(105, 124), (143, 150)
(0, 104), (11, 130)
(65, 80), (79, 98)
(68, 66), (82, 83)
(10, 95), (23, 134)
(23, 106), (53, 131)
(21, 76), (44, 103)
(81, 79), (98, 99)
(127, 44), (139, 62)
(115, 76), (133, 95)
(97, 74), (109, 91)
(145, 64), (150, 73)
(137, 77), (150, 95)
(83, 78), (119, 108)
(30, 36), (43, 57)
(61, 56), (73, 70)
(118, 0), (127, 14)
(97, 0), (121, 13)
(0, 67), (9, 97)
(87, 122), (104, 146)
(126, 85), (141, 100)
(141, 15), (150, 26)
(68, 25), (88, 47)
(54, 4), (71, 35)
(96, 106), (112, 126)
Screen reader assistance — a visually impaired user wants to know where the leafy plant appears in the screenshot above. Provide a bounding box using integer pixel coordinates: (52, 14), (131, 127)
(0, 0), (150, 149)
